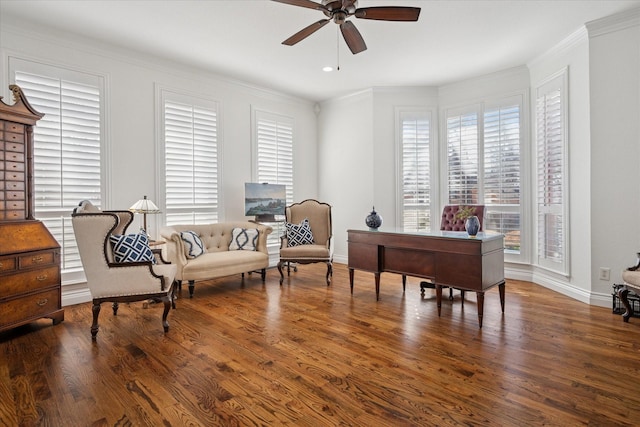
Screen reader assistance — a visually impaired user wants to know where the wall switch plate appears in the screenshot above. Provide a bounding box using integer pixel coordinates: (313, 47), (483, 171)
(599, 267), (611, 281)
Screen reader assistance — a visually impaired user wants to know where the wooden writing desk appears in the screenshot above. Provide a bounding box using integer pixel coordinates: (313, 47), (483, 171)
(347, 229), (505, 327)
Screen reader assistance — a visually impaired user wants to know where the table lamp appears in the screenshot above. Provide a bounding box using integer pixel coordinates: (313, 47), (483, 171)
(129, 195), (160, 238)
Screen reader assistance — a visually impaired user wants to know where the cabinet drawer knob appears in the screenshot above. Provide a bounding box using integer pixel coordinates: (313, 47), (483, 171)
(32, 256), (44, 263)
(36, 299), (48, 306)
(36, 275), (48, 281)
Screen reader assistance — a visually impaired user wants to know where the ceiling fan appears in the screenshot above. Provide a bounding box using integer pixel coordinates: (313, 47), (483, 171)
(272, 0), (421, 55)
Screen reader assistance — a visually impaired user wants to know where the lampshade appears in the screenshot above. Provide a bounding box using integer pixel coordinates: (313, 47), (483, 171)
(129, 195), (160, 214)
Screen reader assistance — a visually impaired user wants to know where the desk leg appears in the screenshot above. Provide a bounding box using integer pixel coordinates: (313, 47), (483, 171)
(436, 285), (442, 317)
(349, 268), (354, 294)
(499, 282), (506, 313)
(476, 291), (485, 328)
(402, 274), (406, 292)
(375, 273), (381, 301)
(619, 287), (633, 322)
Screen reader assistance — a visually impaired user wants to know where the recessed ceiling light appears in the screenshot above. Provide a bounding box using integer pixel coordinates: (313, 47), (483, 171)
(322, 66), (333, 72)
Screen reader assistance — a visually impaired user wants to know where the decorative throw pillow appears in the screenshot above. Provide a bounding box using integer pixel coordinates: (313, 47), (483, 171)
(109, 232), (156, 264)
(229, 228), (259, 251)
(180, 230), (206, 259)
(286, 218), (314, 247)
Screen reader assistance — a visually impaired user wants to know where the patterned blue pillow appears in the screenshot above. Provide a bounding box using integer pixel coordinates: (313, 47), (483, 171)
(229, 228), (259, 251)
(109, 232), (156, 264)
(286, 218), (314, 247)
(180, 230), (206, 259)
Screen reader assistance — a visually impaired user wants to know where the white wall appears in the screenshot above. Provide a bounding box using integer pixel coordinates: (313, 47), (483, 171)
(587, 11), (640, 302)
(1, 17), (318, 305)
(317, 90), (374, 263)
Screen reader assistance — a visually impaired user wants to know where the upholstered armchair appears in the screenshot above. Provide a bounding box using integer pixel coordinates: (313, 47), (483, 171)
(420, 204), (486, 299)
(71, 201), (176, 338)
(277, 199), (333, 285)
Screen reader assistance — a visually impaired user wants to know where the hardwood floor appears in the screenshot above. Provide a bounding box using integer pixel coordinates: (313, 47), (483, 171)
(1, 262), (639, 426)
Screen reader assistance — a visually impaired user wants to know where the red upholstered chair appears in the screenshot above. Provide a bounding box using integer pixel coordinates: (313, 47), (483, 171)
(440, 204), (485, 232)
(420, 205), (485, 299)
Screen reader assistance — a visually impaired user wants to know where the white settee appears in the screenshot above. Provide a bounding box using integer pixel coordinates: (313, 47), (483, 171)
(159, 222), (272, 298)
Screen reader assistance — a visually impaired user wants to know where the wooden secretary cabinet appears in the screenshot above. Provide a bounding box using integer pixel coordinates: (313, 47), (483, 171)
(0, 85), (64, 333)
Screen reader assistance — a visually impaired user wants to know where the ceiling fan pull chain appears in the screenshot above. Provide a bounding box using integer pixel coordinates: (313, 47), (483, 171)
(336, 26), (340, 71)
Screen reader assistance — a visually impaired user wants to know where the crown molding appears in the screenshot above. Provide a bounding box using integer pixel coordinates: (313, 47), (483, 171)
(586, 7), (640, 38)
(528, 26), (588, 68)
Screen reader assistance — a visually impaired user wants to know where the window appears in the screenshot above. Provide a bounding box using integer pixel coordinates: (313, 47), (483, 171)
(252, 109), (293, 248)
(398, 110), (431, 232)
(445, 96), (523, 254)
(12, 59), (103, 280)
(483, 103), (521, 252)
(161, 91), (219, 225)
(535, 69), (568, 274)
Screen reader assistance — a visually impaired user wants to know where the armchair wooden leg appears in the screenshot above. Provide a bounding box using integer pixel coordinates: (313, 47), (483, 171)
(619, 287), (633, 322)
(261, 268), (266, 281)
(112, 302), (119, 315)
(188, 280), (195, 298)
(277, 261), (285, 285)
(91, 301), (101, 339)
(161, 295), (171, 333)
(326, 262), (332, 286)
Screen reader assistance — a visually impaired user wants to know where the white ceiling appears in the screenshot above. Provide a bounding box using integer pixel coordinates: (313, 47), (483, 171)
(2, 0), (639, 102)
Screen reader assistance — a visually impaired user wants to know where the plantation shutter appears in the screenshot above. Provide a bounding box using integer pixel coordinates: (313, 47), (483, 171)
(14, 68), (102, 275)
(536, 72), (567, 271)
(400, 111), (431, 232)
(447, 110), (479, 205)
(483, 103), (521, 251)
(255, 110), (294, 247)
(164, 100), (219, 225)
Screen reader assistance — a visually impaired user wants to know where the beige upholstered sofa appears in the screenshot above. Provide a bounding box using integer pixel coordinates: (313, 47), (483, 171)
(159, 222), (272, 298)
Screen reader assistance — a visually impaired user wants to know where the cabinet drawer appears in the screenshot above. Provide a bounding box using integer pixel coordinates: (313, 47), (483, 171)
(0, 256), (17, 272)
(4, 151), (24, 163)
(5, 181), (24, 191)
(4, 132), (25, 144)
(6, 191), (24, 201)
(4, 200), (25, 211)
(5, 161), (24, 173)
(4, 141), (24, 152)
(5, 171), (24, 181)
(0, 288), (60, 327)
(3, 210), (25, 220)
(0, 266), (60, 299)
(4, 123), (24, 133)
(19, 251), (56, 269)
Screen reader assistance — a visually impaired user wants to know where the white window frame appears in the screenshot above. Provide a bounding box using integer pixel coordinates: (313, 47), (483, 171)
(395, 107), (435, 232)
(9, 57), (108, 285)
(535, 68), (569, 275)
(157, 87), (222, 226)
(250, 107), (294, 251)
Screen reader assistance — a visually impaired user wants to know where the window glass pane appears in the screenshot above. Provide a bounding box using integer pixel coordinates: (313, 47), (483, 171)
(536, 79), (565, 267)
(484, 104), (521, 252)
(164, 100), (218, 225)
(447, 112), (479, 205)
(401, 111), (430, 232)
(255, 111), (294, 247)
(15, 68), (102, 273)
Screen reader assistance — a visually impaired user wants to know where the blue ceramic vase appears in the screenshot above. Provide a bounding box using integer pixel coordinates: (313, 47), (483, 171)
(365, 207), (383, 231)
(465, 215), (480, 237)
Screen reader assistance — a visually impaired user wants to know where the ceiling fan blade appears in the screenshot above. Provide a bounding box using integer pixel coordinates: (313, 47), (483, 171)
(282, 19), (331, 46)
(271, 0), (325, 11)
(355, 6), (421, 21)
(340, 21), (367, 54)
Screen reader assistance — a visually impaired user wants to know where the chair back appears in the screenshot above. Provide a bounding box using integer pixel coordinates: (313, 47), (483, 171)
(286, 199), (332, 247)
(440, 205), (485, 232)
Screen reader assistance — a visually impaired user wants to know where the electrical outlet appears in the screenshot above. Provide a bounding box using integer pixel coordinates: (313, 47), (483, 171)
(599, 267), (611, 281)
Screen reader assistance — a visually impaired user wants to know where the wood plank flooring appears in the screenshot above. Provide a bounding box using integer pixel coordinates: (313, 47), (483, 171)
(1, 262), (639, 426)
